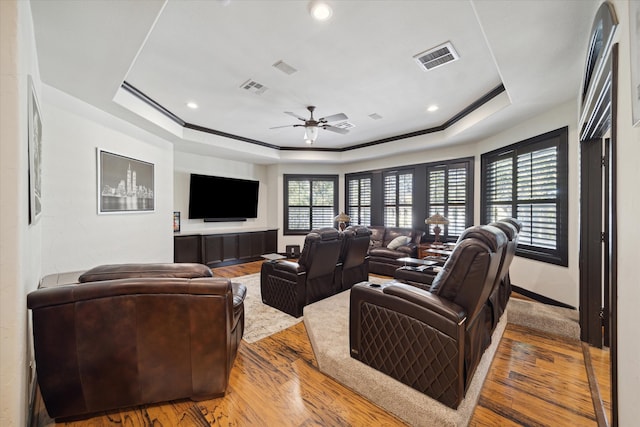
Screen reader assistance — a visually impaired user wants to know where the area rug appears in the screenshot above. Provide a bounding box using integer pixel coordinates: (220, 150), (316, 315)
(234, 273), (301, 343)
(506, 297), (580, 340)
(303, 283), (507, 427)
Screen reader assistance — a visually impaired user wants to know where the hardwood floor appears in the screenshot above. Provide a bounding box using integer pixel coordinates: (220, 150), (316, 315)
(32, 261), (607, 427)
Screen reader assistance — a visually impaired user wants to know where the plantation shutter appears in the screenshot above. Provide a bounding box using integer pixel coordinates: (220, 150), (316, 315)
(481, 126), (567, 266)
(284, 175), (338, 234)
(384, 171), (413, 227)
(516, 146), (558, 249)
(347, 176), (371, 226)
(426, 161), (470, 239)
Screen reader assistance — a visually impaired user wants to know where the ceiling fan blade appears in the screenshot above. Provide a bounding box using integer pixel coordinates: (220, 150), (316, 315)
(319, 113), (348, 122)
(284, 111), (307, 121)
(269, 124), (295, 129)
(323, 125), (349, 134)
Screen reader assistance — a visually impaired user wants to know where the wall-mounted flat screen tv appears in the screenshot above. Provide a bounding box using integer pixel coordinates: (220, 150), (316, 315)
(188, 174), (259, 221)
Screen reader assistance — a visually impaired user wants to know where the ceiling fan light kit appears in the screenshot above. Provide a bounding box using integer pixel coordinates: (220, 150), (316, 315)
(304, 126), (319, 144)
(271, 105), (349, 145)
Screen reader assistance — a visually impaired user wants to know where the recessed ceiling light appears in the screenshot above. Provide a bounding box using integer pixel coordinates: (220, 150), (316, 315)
(427, 105), (439, 112)
(186, 102), (199, 109)
(309, 1), (333, 21)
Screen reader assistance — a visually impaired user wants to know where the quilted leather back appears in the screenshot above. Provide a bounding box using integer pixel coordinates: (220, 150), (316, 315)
(298, 227), (343, 280)
(430, 225), (507, 325)
(341, 226), (372, 269)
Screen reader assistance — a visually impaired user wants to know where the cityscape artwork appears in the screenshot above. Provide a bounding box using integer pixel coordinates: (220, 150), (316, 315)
(98, 149), (154, 213)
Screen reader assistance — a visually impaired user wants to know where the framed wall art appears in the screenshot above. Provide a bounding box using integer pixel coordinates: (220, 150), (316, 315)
(97, 149), (155, 214)
(28, 75), (42, 224)
(173, 211), (181, 232)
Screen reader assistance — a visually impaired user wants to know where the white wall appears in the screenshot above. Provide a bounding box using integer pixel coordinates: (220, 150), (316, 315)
(610, 0), (640, 424)
(173, 151), (272, 234)
(0, 1), (42, 425)
(40, 86), (174, 274)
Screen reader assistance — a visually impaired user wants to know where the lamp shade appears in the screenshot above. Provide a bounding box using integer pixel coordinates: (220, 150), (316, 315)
(334, 212), (351, 223)
(425, 213), (449, 225)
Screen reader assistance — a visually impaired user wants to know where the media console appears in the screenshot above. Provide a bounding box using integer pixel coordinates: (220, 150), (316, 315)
(174, 229), (278, 267)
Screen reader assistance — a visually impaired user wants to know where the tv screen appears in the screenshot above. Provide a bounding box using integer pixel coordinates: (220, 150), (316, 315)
(188, 174), (259, 221)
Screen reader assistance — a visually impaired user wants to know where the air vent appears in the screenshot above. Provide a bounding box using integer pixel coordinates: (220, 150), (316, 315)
(413, 42), (459, 71)
(368, 113), (383, 120)
(239, 79), (268, 95)
(333, 121), (355, 130)
(272, 60), (298, 75)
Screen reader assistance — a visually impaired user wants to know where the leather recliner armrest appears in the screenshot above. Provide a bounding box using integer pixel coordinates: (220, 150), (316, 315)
(272, 260), (304, 274)
(350, 282), (466, 340)
(383, 283), (466, 325)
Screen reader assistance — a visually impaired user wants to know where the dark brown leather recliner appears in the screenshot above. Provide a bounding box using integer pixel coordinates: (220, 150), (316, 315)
(338, 225), (372, 291)
(349, 225), (506, 409)
(27, 263), (246, 421)
(486, 218), (521, 331)
(261, 227), (343, 317)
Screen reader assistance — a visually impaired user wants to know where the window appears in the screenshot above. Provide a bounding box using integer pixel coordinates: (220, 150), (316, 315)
(346, 175), (372, 226)
(384, 170), (413, 227)
(481, 127), (568, 266)
(426, 159), (473, 240)
(284, 174), (338, 235)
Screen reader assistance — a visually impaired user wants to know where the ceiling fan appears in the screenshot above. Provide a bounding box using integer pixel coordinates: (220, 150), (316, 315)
(270, 106), (349, 144)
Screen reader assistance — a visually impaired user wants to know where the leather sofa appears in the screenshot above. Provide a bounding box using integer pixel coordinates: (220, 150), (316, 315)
(27, 263), (246, 421)
(261, 227), (344, 317)
(338, 225), (372, 291)
(368, 226), (425, 276)
(349, 225), (507, 409)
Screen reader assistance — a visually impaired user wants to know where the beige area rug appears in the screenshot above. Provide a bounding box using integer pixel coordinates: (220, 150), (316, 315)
(303, 280), (507, 427)
(234, 273), (301, 343)
(506, 297), (580, 340)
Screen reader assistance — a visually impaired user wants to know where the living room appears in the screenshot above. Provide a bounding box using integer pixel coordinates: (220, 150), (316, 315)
(1, 0), (639, 426)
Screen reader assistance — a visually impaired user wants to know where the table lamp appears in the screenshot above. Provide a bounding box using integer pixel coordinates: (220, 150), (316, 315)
(425, 213), (449, 244)
(334, 212), (351, 231)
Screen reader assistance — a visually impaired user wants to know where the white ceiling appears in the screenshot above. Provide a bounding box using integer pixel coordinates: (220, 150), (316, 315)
(30, 0), (599, 164)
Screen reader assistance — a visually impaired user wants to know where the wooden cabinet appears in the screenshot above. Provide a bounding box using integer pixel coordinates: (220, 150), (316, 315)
(174, 229), (278, 267)
(173, 235), (201, 263)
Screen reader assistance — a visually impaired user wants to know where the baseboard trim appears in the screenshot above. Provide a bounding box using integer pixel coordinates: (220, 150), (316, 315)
(511, 284), (575, 310)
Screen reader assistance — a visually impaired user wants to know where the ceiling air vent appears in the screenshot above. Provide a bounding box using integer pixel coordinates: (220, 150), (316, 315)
(413, 41), (459, 71)
(333, 121), (355, 130)
(239, 79), (268, 95)
(368, 113), (383, 120)
(272, 60), (298, 75)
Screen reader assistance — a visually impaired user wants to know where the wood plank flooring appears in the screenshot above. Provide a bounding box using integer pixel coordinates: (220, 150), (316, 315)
(31, 261), (608, 427)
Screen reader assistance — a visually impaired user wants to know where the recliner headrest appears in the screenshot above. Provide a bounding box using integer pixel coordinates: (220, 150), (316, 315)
(489, 221), (517, 241)
(344, 225), (372, 237)
(500, 217), (523, 233)
(458, 225), (507, 252)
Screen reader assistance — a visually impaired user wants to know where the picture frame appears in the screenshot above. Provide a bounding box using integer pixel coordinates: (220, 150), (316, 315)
(97, 149), (155, 214)
(28, 75), (42, 224)
(173, 211), (181, 232)
(631, 0), (640, 127)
